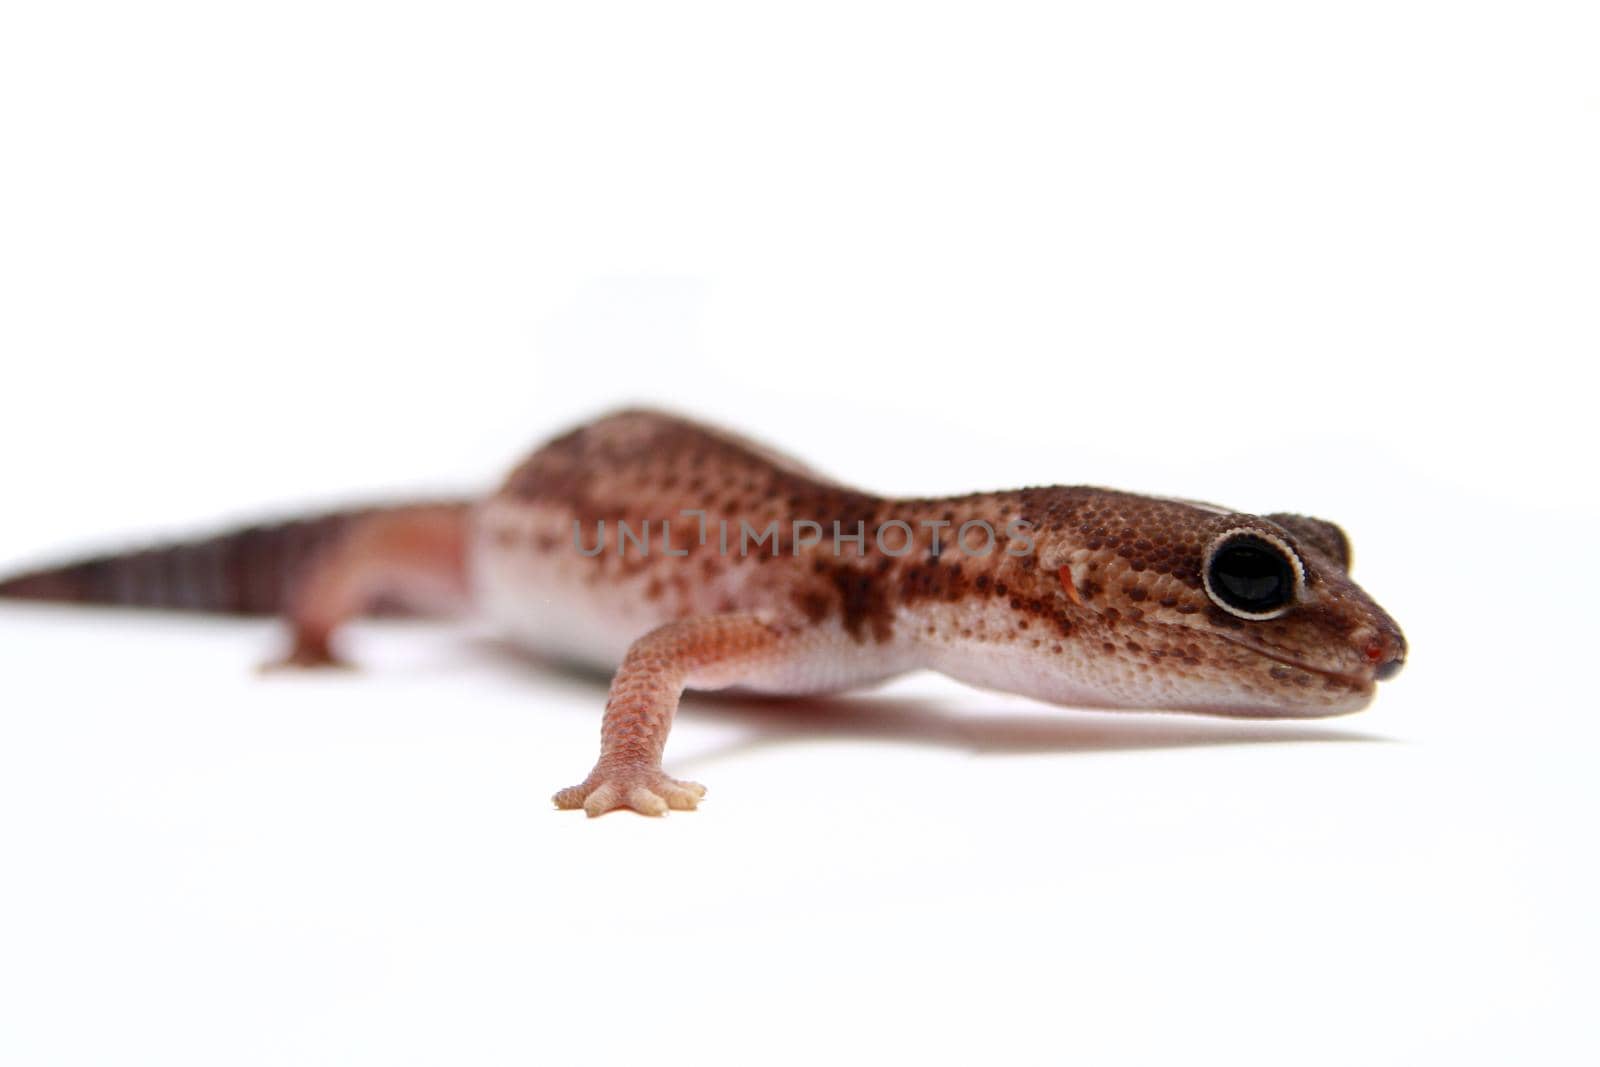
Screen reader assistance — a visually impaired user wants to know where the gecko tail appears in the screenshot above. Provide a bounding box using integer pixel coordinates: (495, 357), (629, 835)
(0, 502), (472, 617)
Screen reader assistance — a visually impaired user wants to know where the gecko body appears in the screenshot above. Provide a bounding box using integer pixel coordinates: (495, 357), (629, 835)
(0, 410), (1406, 815)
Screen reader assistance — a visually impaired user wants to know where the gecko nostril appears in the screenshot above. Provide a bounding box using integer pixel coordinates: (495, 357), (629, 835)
(1364, 634), (1405, 681)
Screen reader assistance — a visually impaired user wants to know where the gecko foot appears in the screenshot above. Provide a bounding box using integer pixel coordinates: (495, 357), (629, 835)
(553, 767), (707, 817)
(259, 635), (352, 672)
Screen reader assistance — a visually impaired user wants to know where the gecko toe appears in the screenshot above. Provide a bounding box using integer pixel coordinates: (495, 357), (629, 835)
(660, 781), (705, 810)
(581, 783), (623, 817)
(626, 786), (670, 816)
(259, 647), (354, 672)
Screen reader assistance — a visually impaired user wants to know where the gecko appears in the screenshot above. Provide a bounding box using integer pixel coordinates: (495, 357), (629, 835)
(0, 409), (1406, 816)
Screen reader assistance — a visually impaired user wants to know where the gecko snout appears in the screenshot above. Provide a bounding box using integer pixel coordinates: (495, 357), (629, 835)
(1365, 630), (1407, 682)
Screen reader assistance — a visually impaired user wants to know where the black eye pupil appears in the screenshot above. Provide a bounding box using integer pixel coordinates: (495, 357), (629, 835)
(1208, 538), (1295, 614)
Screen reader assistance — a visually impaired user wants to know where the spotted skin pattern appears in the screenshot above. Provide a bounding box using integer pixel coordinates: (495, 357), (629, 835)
(0, 409), (1406, 817)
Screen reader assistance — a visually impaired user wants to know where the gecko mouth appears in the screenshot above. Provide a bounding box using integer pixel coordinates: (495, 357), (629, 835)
(1225, 638), (1375, 693)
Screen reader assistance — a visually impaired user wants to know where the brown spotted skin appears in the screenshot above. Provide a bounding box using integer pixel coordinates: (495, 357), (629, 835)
(0, 409), (1406, 817)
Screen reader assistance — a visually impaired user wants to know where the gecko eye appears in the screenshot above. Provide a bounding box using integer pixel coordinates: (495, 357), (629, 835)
(1203, 530), (1303, 620)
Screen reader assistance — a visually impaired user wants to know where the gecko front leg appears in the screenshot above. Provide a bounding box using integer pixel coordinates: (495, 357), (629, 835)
(554, 613), (797, 817)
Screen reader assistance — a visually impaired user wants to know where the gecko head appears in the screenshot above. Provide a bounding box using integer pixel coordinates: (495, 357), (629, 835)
(1044, 494), (1406, 718)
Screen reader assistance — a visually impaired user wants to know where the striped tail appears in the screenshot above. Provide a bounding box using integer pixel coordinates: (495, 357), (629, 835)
(0, 502), (469, 616)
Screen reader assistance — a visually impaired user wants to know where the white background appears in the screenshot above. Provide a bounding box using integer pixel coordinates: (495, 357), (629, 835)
(1, 3), (1596, 1064)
